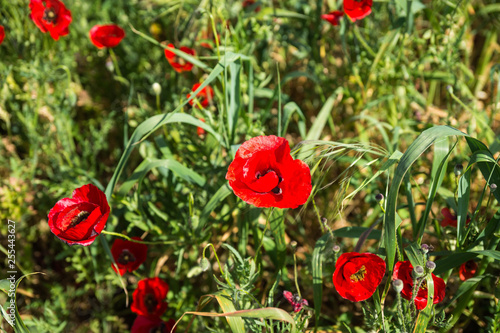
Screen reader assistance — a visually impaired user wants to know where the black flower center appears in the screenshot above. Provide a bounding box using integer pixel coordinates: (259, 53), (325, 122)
(117, 249), (136, 265)
(69, 211), (90, 228)
(149, 323), (166, 333)
(43, 8), (58, 24)
(144, 293), (158, 314)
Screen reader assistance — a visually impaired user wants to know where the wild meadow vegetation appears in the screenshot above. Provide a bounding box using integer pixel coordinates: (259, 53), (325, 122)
(1, 0), (500, 332)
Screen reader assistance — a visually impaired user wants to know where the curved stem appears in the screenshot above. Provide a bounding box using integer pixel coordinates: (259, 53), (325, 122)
(203, 243), (233, 288)
(101, 230), (177, 245)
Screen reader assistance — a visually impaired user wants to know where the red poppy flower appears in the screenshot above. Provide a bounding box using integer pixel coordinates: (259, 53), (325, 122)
(89, 24), (125, 48)
(283, 291), (308, 312)
(343, 0), (372, 22)
(393, 261), (446, 310)
(131, 316), (176, 333)
(321, 11), (344, 26)
(164, 44), (195, 73)
(110, 237), (148, 276)
(441, 207), (470, 228)
(243, 0), (261, 12)
(29, 0), (72, 40)
(187, 83), (214, 108)
(197, 118), (206, 138)
(332, 252), (386, 302)
(131, 277), (169, 319)
(0, 26), (5, 45)
(225, 136), (312, 209)
(459, 260), (478, 281)
(48, 184), (109, 246)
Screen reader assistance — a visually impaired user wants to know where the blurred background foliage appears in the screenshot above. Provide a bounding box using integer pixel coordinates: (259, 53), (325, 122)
(0, 0), (499, 332)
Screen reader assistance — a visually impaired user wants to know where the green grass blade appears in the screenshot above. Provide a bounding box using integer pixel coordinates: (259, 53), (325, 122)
(118, 158), (206, 195)
(384, 126), (469, 271)
(415, 138), (454, 242)
(227, 59), (242, 144)
(305, 90), (340, 141)
(269, 208), (287, 271)
(196, 183), (232, 234)
(282, 102), (307, 138)
(312, 233), (330, 325)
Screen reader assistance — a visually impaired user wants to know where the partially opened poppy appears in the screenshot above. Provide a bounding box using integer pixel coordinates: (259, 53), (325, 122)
(164, 44), (195, 73)
(89, 24), (125, 48)
(29, 0), (72, 40)
(226, 135), (312, 209)
(187, 83), (214, 108)
(393, 261), (446, 310)
(343, 0), (372, 22)
(131, 316), (176, 333)
(321, 11), (344, 26)
(197, 118), (206, 138)
(0, 26), (5, 45)
(48, 184), (110, 246)
(243, 0), (261, 12)
(459, 260), (478, 281)
(110, 237), (148, 276)
(283, 291), (308, 312)
(131, 277), (169, 318)
(332, 252), (386, 302)
(441, 207), (470, 228)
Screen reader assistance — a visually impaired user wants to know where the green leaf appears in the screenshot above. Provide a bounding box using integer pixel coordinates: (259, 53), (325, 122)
(312, 233), (330, 325)
(227, 59), (242, 144)
(333, 226), (382, 240)
(282, 102), (306, 138)
(433, 252), (477, 275)
(118, 158), (206, 195)
(104, 52), (246, 199)
(384, 126), (469, 271)
(196, 183), (232, 234)
(0, 273), (42, 333)
(413, 274), (434, 332)
(305, 91), (340, 141)
(269, 208), (287, 271)
(472, 250), (500, 261)
(415, 138), (454, 241)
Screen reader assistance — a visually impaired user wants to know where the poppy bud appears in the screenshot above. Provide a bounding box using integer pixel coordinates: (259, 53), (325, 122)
(446, 85), (454, 94)
(321, 217), (328, 226)
(375, 193), (384, 202)
(491, 183), (497, 192)
(412, 265), (424, 278)
(106, 59), (114, 72)
(425, 261), (436, 273)
(392, 279), (403, 293)
(454, 164), (463, 176)
(421, 243), (430, 254)
(200, 258), (210, 272)
(290, 241), (298, 252)
(332, 245), (340, 253)
(152, 82), (161, 95)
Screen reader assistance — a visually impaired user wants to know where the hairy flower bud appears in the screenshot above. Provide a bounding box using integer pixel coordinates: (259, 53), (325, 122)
(491, 183), (497, 192)
(392, 279), (404, 293)
(454, 164), (463, 177)
(425, 260), (436, 273)
(152, 82), (162, 95)
(200, 258), (210, 272)
(332, 245), (340, 253)
(412, 265), (424, 278)
(375, 193), (384, 202)
(421, 244), (430, 254)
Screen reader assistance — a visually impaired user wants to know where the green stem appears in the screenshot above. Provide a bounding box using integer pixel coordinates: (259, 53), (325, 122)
(353, 25), (376, 58)
(202, 243), (233, 288)
(109, 48), (123, 78)
(101, 230), (177, 245)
